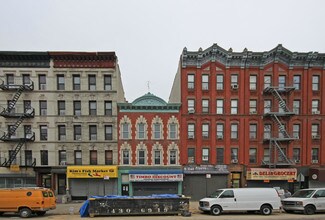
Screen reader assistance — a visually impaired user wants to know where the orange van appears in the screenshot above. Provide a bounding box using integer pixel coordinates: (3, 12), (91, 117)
(0, 187), (56, 218)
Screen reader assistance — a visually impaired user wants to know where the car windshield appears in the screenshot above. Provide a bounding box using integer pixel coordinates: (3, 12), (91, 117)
(209, 190), (223, 198)
(291, 190), (315, 198)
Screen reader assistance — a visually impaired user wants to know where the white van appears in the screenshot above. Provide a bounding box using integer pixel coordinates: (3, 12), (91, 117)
(282, 188), (325, 214)
(199, 188), (282, 215)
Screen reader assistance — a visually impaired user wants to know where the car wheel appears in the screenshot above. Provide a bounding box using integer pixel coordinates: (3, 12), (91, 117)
(210, 205), (222, 216)
(19, 208), (32, 218)
(304, 205), (315, 215)
(260, 205), (272, 215)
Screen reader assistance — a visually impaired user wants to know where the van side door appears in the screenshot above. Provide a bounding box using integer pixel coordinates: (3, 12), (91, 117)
(219, 190), (237, 210)
(313, 190), (325, 210)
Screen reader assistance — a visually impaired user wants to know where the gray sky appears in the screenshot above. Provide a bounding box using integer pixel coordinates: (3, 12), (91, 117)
(1, 0), (325, 102)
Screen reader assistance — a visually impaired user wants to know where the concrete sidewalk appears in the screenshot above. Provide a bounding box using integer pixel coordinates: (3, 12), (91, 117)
(49, 200), (200, 215)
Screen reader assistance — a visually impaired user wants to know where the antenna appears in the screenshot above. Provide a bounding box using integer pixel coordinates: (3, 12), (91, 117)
(147, 81), (150, 93)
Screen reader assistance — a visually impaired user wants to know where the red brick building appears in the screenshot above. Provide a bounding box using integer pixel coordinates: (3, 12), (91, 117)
(169, 44), (325, 192)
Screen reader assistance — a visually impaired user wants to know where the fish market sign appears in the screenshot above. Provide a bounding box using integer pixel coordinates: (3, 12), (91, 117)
(67, 166), (118, 178)
(129, 174), (183, 182)
(246, 168), (297, 180)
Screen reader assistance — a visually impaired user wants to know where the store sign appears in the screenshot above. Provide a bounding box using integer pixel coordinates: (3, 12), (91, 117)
(67, 166), (118, 178)
(129, 174), (183, 182)
(246, 168), (297, 180)
(183, 165), (229, 174)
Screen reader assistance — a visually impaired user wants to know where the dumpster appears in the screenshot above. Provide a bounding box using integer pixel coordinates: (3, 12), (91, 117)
(85, 194), (190, 217)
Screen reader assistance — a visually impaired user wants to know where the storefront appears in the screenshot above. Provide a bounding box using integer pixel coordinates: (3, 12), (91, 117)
(118, 166), (183, 196)
(0, 166), (36, 188)
(309, 168), (325, 188)
(183, 165), (229, 200)
(67, 165), (118, 200)
(246, 168), (298, 192)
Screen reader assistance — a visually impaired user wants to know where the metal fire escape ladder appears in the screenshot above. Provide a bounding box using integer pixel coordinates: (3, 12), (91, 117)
(1, 140), (25, 167)
(271, 115), (290, 138)
(0, 115), (25, 140)
(6, 85), (25, 113)
(272, 140), (293, 164)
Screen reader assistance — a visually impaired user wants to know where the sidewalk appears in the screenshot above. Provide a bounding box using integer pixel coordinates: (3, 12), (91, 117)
(49, 200), (200, 215)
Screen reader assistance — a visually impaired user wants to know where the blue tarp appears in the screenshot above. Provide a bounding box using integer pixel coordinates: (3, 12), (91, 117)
(79, 194), (180, 217)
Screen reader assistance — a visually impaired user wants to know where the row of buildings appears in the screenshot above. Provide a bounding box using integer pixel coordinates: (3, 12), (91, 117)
(0, 45), (325, 200)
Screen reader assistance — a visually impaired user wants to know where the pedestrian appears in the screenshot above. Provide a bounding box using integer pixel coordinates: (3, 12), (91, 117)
(284, 189), (291, 198)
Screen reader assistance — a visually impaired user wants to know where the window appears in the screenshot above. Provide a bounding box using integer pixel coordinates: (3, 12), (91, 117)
(122, 150), (129, 165)
(188, 124), (195, 139)
(74, 101), (81, 116)
(74, 150), (82, 165)
(138, 150), (145, 165)
(231, 124), (238, 139)
(202, 124), (209, 139)
(293, 124), (300, 139)
(25, 150), (33, 166)
(169, 150), (177, 165)
(153, 123), (161, 139)
(278, 99), (287, 113)
(311, 124), (319, 136)
(250, 75), (257, 90)
(293, 75), (301, 90)
(39, 101), (47, 116)
(278, 124), (287, 138)
(249, 100), (257, 114)
(188, 99), (195, 113)
(137, 123), (145, 139)
(24, 125), (32, 139)
(154, 150), (161, 165)
(22, 74), (30, 85)
(202, 74), (209, 90)
(311, 148), (319, 161)
(263, 148), (270, 163)
(249, 148), (257, 164)
(105, 150), (113, 165)
(202, 99), (209, 113)
(58, 125), (66, 141)
(278, 148), (287, 162)
(57, 75), (65, 90)
(122, 123), (129, 139)
(105, 125), (113, 140)
(250, 124), (257, 139)
(73, 75), (81, 90)
(169, 123), (177, 139)
(216, 123), (224, 139)
(264, 75), (271, 89)
(279, 76), (286, 89)
(231, 148), (238, 160)
(231, 100), (238, 114)
(88, 75), (96, 91)
(312, 75), (319, 91)
(105, 101), (112, 116)
(264, 124), (271, 139)
(74, 125), (82, 141)
(89, 125), (97, 140)
(187, 148), (195, 164)
(59, 150), (66, 165)
(40, 125), (48, 141)
(6, 74), (14, 85)
(293, 148), (301, 162)
(24, 100), (31, 114)
(89, 101), (97, 116)
(104, 75), (112, 90)
(90, 150), (97, 165)
(216, 74), (224, 90)
(216, 148), (224, 164)
(187, 74), (194, 89)
(40, 150), (48, 165)
(312, 100), (319, 113)
(39, 75), (46, 90)
(202, 148), (209, 163)
(293, 100), (300, 114)
(216, 99), (224, 114)
(264, 100), (271, 113)
(231, 74), (238, 87)
(58, 101), (65, 116)
(8, 150), (17, 164)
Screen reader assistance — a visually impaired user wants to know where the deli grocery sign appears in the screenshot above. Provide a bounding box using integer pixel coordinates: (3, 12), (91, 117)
(129, 174), (183, 182)
(246, 168), (297, 180)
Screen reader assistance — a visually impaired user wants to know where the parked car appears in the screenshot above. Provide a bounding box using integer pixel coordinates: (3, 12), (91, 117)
(199, 188), (282, 216)
(282, 188), (325, 215)
(0, 187), (56, 218)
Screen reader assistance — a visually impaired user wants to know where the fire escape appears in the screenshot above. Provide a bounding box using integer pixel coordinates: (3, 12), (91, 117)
(0, 78), (35, 167)
(262, 84), (296, 168)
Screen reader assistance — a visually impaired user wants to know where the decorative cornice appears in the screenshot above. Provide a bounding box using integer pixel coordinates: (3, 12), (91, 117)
(181, 44), (325, 69)
(0, 51), (50, 68)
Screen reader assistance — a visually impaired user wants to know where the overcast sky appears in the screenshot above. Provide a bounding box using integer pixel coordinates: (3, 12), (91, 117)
(1, 0), (325, 102)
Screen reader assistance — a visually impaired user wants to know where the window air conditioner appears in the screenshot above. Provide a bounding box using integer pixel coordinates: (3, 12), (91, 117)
(188, 109), (195, 114)
(312, 135), (320, 139)
(231, 84), (238, 90)
(250, 111), (257, 114)
(312, 160), (319, 164)
(231, 159), (238, 164)
(294, 160), (300, 163)
(312, 110), (320, 115)
(217, 135), (223, 140)
(188, 135), (194, 139)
